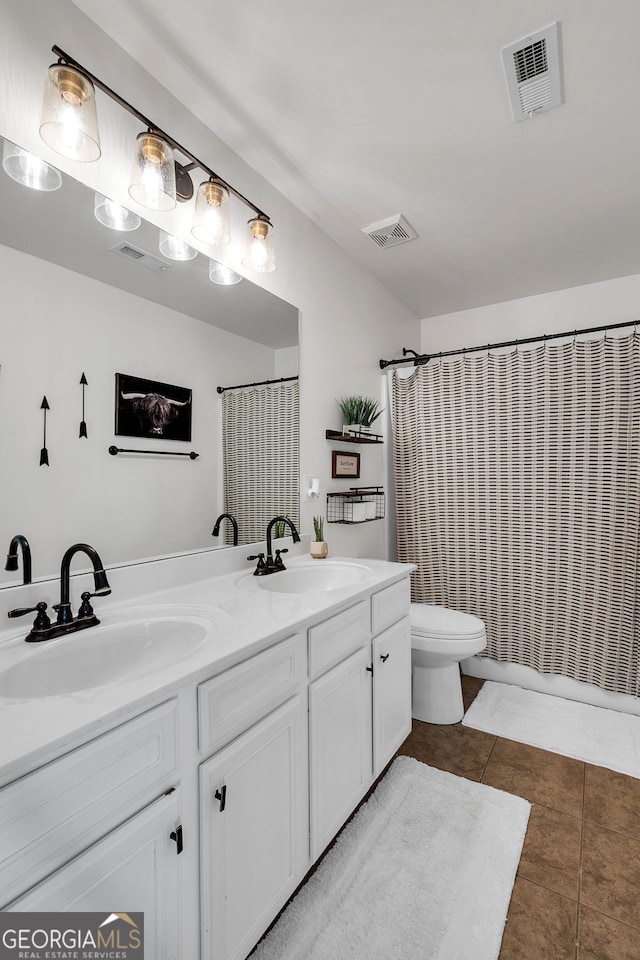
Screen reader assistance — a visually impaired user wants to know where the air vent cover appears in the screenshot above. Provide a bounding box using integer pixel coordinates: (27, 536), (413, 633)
(361, 214), (418, 249)
(502, 22), (563, 121)
(110, 242), (170, 273)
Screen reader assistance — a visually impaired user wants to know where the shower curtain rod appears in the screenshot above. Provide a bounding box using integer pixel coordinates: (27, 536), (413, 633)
(378, 319), (638, 369)
(216, 375), (298, 394)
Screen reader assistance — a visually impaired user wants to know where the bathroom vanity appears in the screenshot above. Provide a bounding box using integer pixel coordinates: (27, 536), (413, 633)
(0, 544), (413, 960)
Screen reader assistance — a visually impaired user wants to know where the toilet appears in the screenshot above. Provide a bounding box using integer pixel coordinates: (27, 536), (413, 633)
(411, 603), (487, 724)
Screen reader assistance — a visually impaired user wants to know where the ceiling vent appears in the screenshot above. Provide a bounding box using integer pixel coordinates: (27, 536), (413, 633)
(502, 22), (563, 121)
(110, 241), (170, 273)
(361, 214), (418, 249)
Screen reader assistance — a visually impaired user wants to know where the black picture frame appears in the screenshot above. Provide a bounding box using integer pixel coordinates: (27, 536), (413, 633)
(115, 373), (192, 441)
(332, 449), (360, 479)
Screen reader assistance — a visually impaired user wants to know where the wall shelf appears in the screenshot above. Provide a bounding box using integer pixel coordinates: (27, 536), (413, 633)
(325, 429), (383, 445)
(327, 487), (385, 524)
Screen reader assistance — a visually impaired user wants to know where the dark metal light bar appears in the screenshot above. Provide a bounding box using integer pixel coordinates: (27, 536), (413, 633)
(51, 44), (270, 220)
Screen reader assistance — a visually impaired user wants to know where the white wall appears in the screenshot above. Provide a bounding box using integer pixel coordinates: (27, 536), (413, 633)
(0, 0), (420, 568)
(0, 244), (279, 577)
(421, 273), (640, 352)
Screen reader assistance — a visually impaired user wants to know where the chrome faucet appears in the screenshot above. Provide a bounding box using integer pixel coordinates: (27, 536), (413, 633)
(5, 534), (32, 585)
(212, 513), (239, 546)
(8, 542), (111, 642)
(265, 516), (301, 573)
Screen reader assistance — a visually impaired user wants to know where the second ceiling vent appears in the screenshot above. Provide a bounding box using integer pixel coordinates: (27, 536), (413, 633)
(502, 21), (564, 122)
(361, 214), (418, 249)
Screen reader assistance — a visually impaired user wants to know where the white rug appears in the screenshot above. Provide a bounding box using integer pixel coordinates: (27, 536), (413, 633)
(463, 680), (640, 778)
(253, 756), (530, 960)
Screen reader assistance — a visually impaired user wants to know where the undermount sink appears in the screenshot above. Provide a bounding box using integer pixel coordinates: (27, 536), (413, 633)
(252, 560), (372, 595)
(0, 612), (213, 700)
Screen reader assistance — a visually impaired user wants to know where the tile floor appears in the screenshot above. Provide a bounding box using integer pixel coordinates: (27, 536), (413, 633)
(397, 676), (640, 960)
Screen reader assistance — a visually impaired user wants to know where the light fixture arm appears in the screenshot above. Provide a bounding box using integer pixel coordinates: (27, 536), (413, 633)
(51, 45), (270, 221)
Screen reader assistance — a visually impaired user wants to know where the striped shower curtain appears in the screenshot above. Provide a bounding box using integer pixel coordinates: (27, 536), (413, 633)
(221, 381), (299, 545)
(392, 332), (640, 696)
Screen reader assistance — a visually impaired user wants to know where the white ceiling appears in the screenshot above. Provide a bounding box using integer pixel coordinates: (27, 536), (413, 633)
(72, 0), (640, 319)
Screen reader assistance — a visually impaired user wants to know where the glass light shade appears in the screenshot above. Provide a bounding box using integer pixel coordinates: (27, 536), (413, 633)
(128, 132), (176, 211)
(191, 179), (230, 245)
(2, 140), (62, 191)
(209, 259), (242, 285)
(39, 64), (101, 162)
(159, 230), (198, 261)
(94, 193), (140, 231)
(241, 216), (275, 273)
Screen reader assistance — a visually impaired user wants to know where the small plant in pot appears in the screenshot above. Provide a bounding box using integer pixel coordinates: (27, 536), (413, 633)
(311, 516), (328, 559)
(338, 395), (383, 436)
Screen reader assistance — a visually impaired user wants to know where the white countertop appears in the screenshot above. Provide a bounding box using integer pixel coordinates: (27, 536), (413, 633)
(0, 548), (413, 785)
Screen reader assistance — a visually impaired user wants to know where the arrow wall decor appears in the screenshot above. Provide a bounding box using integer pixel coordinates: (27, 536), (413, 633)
(79, 372), (88, 438)
(40, 396), (50, 466)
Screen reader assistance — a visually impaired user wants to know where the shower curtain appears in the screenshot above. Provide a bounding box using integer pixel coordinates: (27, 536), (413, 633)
(392, 332), (640, 696)
(221, 381), (300, 544)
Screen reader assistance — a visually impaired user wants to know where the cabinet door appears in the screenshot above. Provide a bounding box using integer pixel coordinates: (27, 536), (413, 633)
(309, 645), (373, 861)
(372, 616), (412, 776)
(7, 791), (180, 960)
(200, 695), (308, 960)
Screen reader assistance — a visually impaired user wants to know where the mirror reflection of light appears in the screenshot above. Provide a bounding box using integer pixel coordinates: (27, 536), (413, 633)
(94, 193), (141, 232)
(209, 259), (242, 285)
(159, 231), (198, 261)
(2, 140), (62, 191)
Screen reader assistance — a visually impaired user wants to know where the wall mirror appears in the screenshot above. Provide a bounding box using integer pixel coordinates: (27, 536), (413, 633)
(0, 136), (299, 585)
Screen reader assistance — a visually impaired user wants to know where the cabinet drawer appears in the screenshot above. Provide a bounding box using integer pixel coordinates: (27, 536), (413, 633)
(371, 577), (411, 635)
(308, 601), (369, 679)
(0, 699), (178, 907)
(198, 633), (305, 754)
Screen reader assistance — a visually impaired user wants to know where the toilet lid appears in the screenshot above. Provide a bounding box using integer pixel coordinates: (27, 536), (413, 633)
(410, 603), (486, 640)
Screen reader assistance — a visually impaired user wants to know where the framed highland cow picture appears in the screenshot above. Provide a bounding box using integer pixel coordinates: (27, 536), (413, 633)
(115, 373), (192, 441)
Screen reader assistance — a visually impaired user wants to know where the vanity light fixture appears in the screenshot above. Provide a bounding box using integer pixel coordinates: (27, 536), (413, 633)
(40, 63), (101, 162)
(159, 230), (198, 261)
(128, 131), (176, 211)
(242, 215), (276, 273)
(94, 192), (141, 231)
(39, 46), (276, 270)
(209, 259), (242, 285)
(192, 178), (230, 245)
(2, 139), (62, 191)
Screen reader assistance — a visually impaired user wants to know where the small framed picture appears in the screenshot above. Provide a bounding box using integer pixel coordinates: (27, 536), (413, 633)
(115, 373), (192, 441)
(332, 449), (360, 479)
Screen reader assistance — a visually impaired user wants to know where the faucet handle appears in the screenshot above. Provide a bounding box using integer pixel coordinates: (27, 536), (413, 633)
(8, 601), (51, 631)
(247, 553), (268, 576)
(274, 548), (288, 571)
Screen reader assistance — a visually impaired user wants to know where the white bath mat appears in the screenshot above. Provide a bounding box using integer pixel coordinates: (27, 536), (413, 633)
(253, 756), (530, 960)
(463, 680), (640, 778)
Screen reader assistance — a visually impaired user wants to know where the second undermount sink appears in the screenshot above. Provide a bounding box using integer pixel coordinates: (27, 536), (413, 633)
(0, 611), (215, 700)
(254, 560), (372, 595)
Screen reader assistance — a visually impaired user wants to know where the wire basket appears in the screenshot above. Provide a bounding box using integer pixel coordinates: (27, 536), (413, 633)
(326, 487), (385, 524)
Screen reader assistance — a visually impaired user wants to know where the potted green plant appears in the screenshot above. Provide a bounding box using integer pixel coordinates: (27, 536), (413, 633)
(338, 395), (383, 435)
(310, 515), (328, 559)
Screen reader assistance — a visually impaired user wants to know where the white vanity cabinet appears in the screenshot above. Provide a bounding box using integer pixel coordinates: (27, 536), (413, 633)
(308, 577), (412, 860)
(1, 699), (182, 957)
(7, 791), (180, 958)
(198, 634), (308, 960)
(370, 578), (412, 776)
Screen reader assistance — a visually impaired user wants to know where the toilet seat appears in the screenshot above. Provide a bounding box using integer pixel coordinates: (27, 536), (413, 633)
(410, 604), (485, 641)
